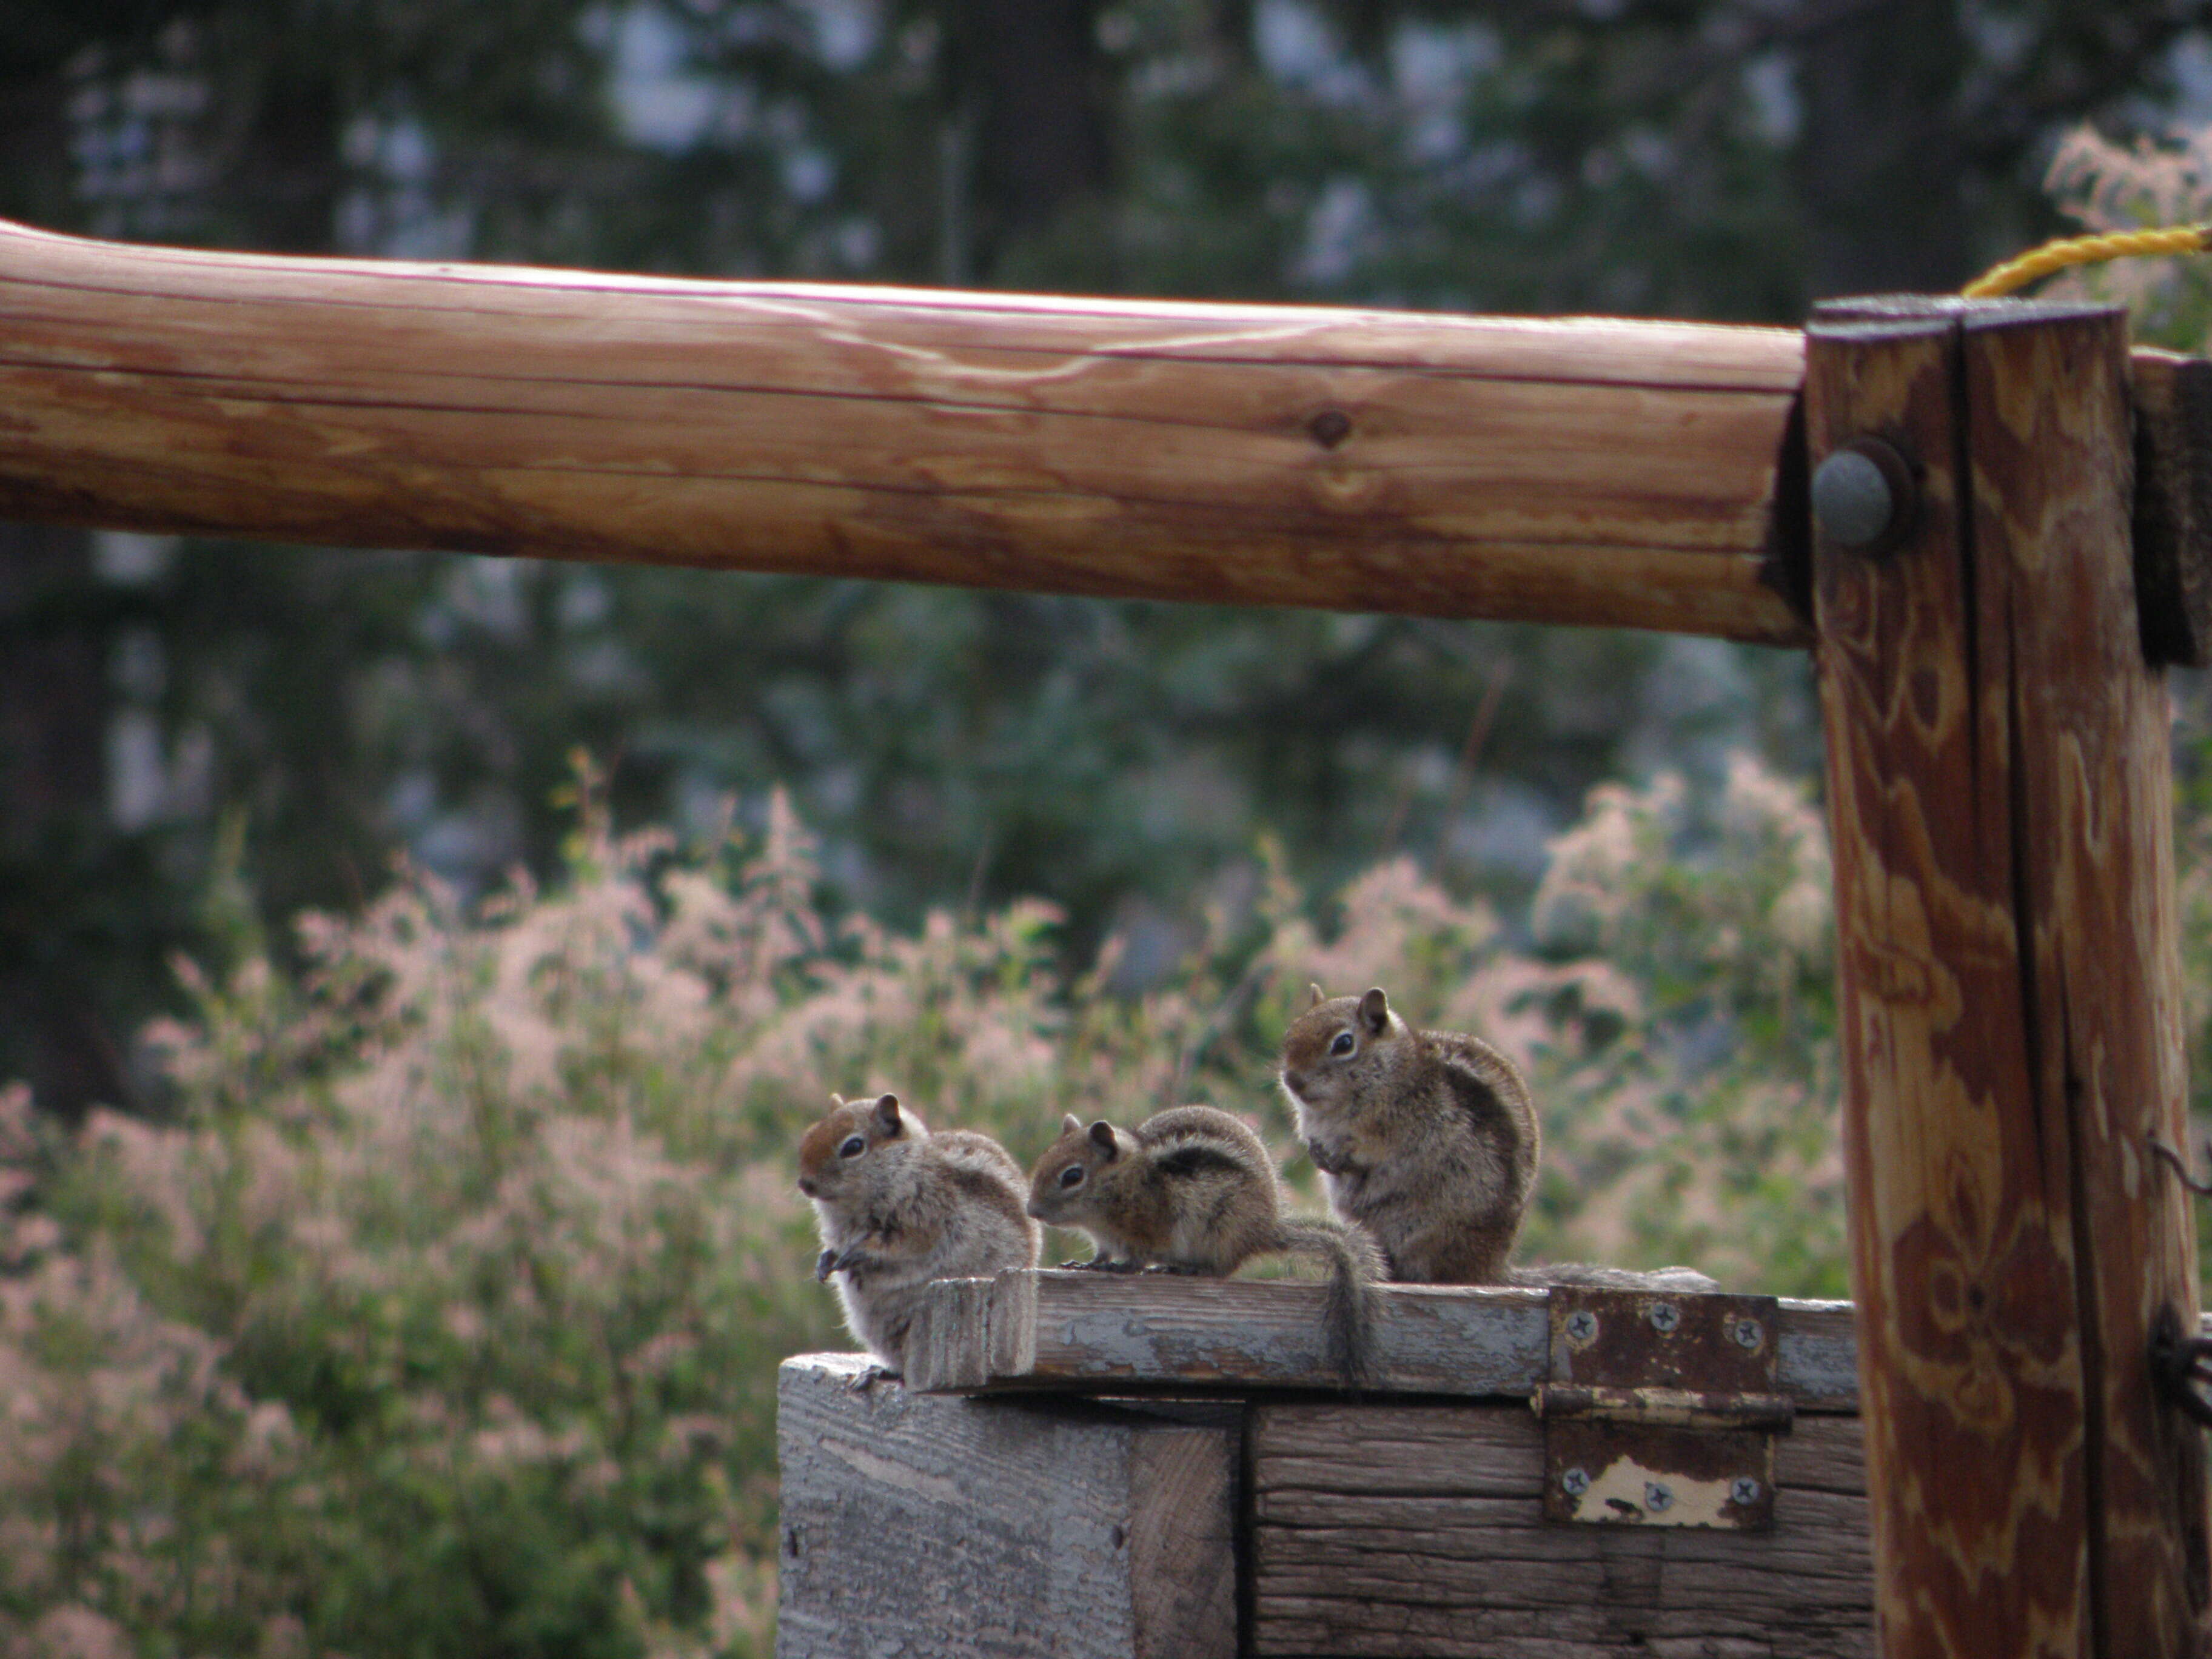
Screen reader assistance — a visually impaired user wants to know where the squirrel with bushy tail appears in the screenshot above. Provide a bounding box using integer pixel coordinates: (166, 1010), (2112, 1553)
(1025, 1104), (1387, 1383)
(1279, 985), (1712, 1292)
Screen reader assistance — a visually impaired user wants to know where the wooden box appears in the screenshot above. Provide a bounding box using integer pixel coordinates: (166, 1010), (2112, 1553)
(777, 1352), (1239, 1659)
(776, 1272), (1873, 1658)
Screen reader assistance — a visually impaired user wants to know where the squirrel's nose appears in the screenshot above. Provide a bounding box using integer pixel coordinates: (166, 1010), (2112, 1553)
(1025, 1197), (1047, 1219)
(1282, 1068), (1307, 1096)
(797, 1176), (818, 1198)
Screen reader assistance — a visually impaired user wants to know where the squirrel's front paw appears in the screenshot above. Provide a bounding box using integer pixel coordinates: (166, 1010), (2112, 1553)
(814, 1247), (839, 1282)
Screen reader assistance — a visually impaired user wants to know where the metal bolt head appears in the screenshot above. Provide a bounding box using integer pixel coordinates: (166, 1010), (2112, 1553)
(1812, 448), (1892, 546)
(1812, 435), (1916, 557)
(1731, 1476), (1761, 1506)
(1644, 1481), (1674, 1513)
(1562, 1467), (1590, 1498)
(1731, 1317), (1765, 1351)
(1647, 1301), (1680, 1333)
(1564, 1310), (1600, 1343)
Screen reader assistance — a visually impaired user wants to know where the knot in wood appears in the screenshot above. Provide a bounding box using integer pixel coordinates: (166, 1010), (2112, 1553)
(1307, 409), (1353, 449)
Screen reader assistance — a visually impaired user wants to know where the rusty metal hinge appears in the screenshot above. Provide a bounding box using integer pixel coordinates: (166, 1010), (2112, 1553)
(1535, 1287), (1792, 1530)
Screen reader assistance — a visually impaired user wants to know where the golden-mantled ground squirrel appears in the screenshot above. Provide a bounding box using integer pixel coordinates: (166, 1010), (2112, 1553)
(1279, 985), (1540, 1285)
(1025, 1104), (1386, 1382)
(1281, 987), (1717, 1292)
(797, 1093), (1039, 1375)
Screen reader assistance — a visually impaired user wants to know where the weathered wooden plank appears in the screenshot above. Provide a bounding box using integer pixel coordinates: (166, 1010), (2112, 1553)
(1250, 1483), (1870, 1542)
(1253, 1603), (1863, 1659)
(776, 1352), (1235, 1659)
(0, 216), (1814, 640)
(1128, 1420), (1238, 1654)
(2130, 346), (2212, 665)
(1248, 1404), (1872, 1658)
(1809, 296), (2208, 1659)
(905, 1269), (1862, 1405)
(1248, 1406), (1860, 1498)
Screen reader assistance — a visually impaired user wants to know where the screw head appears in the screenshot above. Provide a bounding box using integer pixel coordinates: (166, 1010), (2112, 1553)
(1731, 1317), (1764, 1350)
(1731, 1476), (1762, 1506)
(1644, 1481), (1674, 1513)
(1647, 1301), (1680, 1333)
(1562, 1467), (1590, 1498)
(1564, 1309), (1600, 1343)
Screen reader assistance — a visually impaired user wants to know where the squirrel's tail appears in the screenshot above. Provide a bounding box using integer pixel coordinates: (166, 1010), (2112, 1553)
(1275, 1218), (1386, 1387)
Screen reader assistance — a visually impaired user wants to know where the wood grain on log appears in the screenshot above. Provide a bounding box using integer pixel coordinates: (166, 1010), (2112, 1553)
(1248, 1404), (1873, 1657)
(0, 217), (1812, 640)
(776, 1353), (1236, 1659)
(1808, 297), (2208, 1659)
(903, 1269), (1862, 1406)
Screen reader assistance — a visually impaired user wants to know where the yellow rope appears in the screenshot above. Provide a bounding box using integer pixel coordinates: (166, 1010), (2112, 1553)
(1961, 224), (2212, 298)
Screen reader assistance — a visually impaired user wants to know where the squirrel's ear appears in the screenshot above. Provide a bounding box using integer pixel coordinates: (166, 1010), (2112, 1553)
(1087, 1121), (1120, 1161)
(829, 1093), (845, 1108)
(1062, 1113), (1084, 1136)
(872, 1094), (902, 1134)
(1359, 987), (1391, 1033)
(1307, 982), (1325, 1009)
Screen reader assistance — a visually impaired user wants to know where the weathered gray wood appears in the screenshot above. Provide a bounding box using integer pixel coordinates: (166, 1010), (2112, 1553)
(1777, 1297), (1857, 1412)
(907, 1270), (1862, 1406)
(1128, 1423), (1238, 1655)
(776, 1353), (1236, 1659)
(1248, 1404), (1872, 1658)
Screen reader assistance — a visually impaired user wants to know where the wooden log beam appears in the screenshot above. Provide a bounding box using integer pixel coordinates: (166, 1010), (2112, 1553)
(0, 216), (1813, 642)
(1808, 297), (2210, 1659)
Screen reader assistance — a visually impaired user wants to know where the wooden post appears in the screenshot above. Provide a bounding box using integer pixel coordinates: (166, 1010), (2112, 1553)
(1806, 297), (2210, 1658)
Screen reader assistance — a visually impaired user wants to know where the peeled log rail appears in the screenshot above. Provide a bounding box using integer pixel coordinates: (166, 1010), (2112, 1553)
(0, 216), (1815, 642)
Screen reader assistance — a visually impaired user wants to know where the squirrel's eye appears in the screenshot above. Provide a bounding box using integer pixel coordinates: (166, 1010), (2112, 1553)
(1329, 1031), (1356, 1057)
(1058, 1165), (1085, 1189)
(838, 1135), (866, 1159)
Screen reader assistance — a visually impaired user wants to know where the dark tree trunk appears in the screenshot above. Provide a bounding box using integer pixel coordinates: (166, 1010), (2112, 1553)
(951, 0), (1113, 278)
(1794, 1), (1973, 296)
(0, 26), (132, 1114)
(0, 524), (132, 1116)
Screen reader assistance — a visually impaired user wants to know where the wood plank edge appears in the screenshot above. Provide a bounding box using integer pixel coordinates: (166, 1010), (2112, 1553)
(2130, 346), (2212, 666)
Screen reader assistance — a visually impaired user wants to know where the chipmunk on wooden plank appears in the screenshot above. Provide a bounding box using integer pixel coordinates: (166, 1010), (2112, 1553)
(1025, 1104), (1386, 1384)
